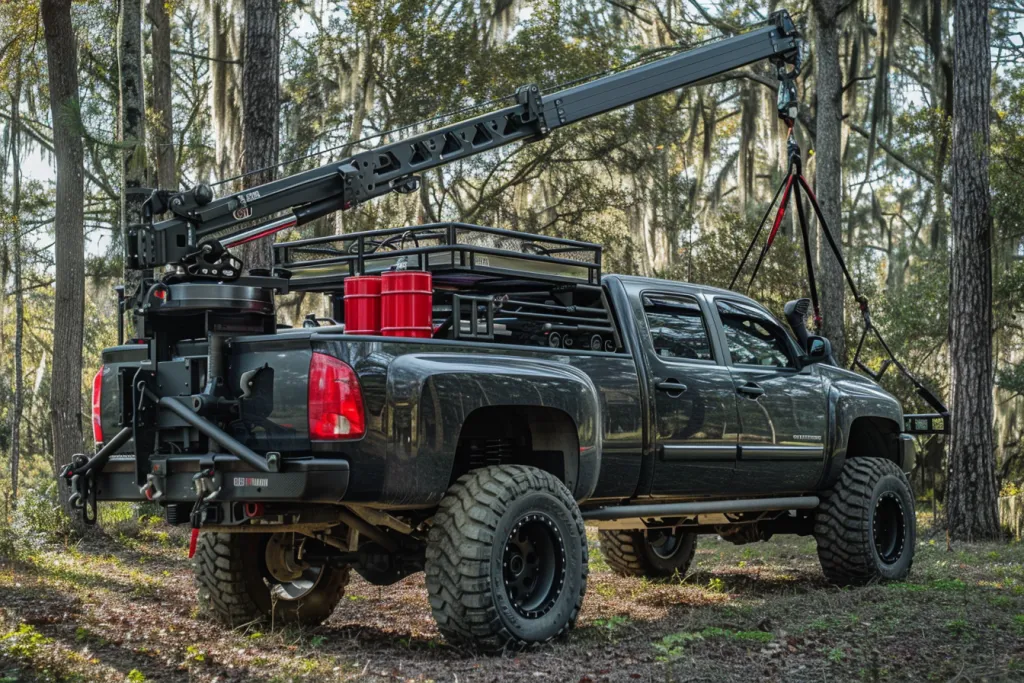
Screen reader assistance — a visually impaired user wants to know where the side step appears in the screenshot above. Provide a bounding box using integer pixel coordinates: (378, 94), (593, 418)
(580, 495), (820, 521)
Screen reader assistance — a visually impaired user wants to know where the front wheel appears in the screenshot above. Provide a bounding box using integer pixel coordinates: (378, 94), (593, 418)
(814, 458), (916, 585)
(425, 465), (588, 652)
(194, 532), (349, 627)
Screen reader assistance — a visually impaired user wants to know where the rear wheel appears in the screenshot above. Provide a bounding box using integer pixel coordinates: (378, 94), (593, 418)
(425, 465), (587, 652)
(814, 458), (916, 585)
(598, 528), (697, 578)
(194, 532), (349, 627)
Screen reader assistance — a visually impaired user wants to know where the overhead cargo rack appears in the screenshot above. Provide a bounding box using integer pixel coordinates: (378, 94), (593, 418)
(271, 222), (617, 351)
(272, 222), (603, 291)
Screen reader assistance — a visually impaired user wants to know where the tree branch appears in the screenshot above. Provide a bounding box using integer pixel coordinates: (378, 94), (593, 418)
(686, 0), (740, 34)
(725, 69), (950, 193)
(0, 110), (118, 199)
(848, 122), (951, 193)
(602, 0), (653, 25)
(171, 48), (241, 65)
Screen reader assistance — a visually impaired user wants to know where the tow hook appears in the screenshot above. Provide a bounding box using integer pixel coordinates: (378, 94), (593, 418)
(188, 467), (222, 559)
(244, 502), (265, 519)
(61, 454), (98, 525)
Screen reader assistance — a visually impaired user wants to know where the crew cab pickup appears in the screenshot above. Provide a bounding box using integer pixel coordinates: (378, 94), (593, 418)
(72, 225), (918, 651)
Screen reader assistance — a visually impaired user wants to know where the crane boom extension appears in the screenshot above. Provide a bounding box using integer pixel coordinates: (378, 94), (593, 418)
(128, 11), (800, 276)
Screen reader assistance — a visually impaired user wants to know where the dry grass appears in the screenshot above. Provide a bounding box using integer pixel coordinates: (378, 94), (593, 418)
(1, 515), (1023, 682)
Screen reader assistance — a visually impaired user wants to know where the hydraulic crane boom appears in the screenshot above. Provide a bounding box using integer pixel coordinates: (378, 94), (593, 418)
(128, 10), (800, 278)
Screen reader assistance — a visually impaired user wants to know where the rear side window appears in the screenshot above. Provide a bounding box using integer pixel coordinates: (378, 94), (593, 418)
(642, 294), (714, 361)
(716, 299), (795, 368)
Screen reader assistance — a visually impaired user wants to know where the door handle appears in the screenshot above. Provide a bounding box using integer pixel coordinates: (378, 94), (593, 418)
(655, 379), (687, 395)
(737, 382), (765, 398)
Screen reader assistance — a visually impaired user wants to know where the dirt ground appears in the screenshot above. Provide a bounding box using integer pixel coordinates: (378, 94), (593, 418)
(2, 517), (1023, 682)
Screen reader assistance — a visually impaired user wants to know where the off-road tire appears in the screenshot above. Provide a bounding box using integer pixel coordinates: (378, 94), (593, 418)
(598, 528), (697, 579)
(194, 532), (349, 627)
(425, 465), (588, 652)
(815, 458), (916, 586)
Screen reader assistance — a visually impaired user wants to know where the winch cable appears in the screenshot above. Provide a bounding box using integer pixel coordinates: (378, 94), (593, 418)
(731, 126), (949, 421)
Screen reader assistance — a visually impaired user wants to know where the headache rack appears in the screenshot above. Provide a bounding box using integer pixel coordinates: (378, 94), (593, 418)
(272, 222), (621, 351)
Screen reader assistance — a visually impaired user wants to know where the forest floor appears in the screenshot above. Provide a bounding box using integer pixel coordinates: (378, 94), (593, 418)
(1, 515), (1023, 683)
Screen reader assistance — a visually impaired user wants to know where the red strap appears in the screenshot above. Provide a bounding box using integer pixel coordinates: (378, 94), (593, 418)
(188, 528), (200, 559)
(766, 175), (794, 249)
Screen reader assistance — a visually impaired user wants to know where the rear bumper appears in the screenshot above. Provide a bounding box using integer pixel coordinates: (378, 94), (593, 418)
(898, 433), (916, 473)
(95, 455), (350, 504)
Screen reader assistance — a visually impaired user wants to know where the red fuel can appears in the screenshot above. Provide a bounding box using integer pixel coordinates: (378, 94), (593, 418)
(381, 271), (433, 338)
(343, 275), (382, 335)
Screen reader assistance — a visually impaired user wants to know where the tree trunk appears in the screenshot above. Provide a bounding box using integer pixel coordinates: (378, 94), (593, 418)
(10, 71), (23, 501)
(119, 0), (147, 304)
(237, 0), (280, 271)
(333, 29), (377, 235)
(946, 0), (999, 542)
(737, 82), (757, 215)
(928, 0), (951, 251)
(811, 0), (846, 363)
(147, 0), (176, 190)
(208, 0), (243, 181)
(41, 0), (86, 525)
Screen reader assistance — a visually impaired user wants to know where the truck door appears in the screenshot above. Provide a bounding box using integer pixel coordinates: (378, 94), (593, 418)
(711, 298), (828, 493)
(639, 293), (740, 496)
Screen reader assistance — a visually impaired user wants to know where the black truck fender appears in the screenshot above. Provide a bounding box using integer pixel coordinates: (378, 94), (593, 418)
(382, 353), (602, 505)
(820, 366), (906, 488)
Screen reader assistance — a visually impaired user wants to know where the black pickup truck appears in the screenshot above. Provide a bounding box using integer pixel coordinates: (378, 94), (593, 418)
(76, 223), (918, 651)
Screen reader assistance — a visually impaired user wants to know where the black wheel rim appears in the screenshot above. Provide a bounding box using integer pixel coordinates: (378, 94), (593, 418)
(502, 512), (566, 619)
(647, 529), (683, 559)
(872, 492), (907, 565)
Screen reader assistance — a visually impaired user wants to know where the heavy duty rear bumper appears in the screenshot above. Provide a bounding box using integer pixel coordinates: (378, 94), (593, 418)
(95, 456), (350, 504)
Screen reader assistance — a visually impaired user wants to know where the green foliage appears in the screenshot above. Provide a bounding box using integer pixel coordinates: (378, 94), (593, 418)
(1, 623), (53, 661)
(998, 363), (1024, 400)
(653, 627), (772, 660)
(592, 615), (630, 641)
(185, 644), (208, 663)
(944, 618), (971, 637)
(8, 477), (73, 547)
(652, 630), (704, 661)
(706, 576), (726, 593)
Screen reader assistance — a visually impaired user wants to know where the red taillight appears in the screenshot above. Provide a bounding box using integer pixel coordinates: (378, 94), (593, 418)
(308, 353), (365, 440)
(91, 366), (104, 444)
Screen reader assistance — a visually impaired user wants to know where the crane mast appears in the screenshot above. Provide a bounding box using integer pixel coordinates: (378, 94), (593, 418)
(127, 10), (801, 280)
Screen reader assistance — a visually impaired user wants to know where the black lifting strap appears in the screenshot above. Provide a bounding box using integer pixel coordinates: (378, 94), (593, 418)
(731, 132), (824, 331)
(729, 167), (789, 291)
(732, 133), (949, 419)
(791, 168), (821, 331)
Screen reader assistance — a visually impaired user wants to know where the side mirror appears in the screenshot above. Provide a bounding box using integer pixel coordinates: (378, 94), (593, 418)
(803, 335), (832, 365)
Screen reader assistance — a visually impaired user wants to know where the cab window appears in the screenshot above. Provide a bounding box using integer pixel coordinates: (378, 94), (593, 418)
(715, 300), (795, 368)
(642, 294), (714, 361)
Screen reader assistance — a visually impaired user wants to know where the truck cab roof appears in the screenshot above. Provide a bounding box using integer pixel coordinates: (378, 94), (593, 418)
(604, 274), (775, 316)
